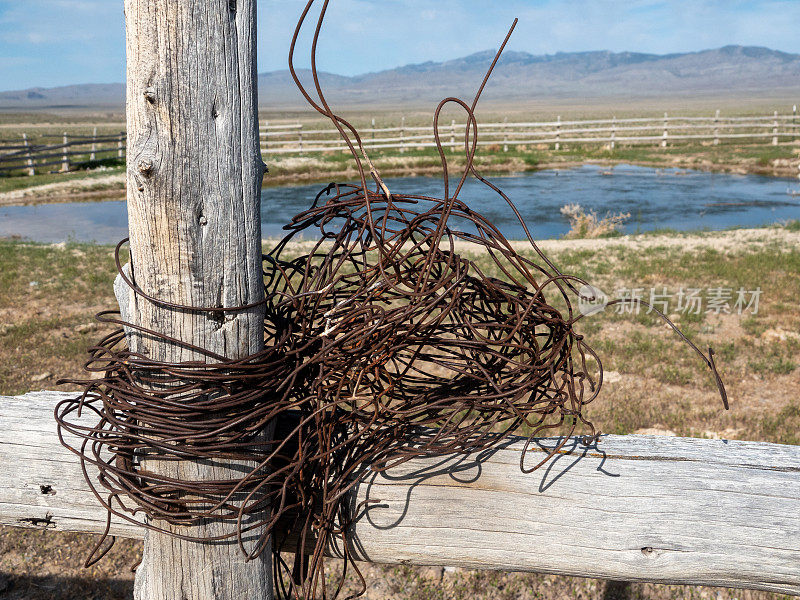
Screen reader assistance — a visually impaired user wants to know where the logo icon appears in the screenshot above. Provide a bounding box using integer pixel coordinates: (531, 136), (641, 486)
(577, 284), (608, 316)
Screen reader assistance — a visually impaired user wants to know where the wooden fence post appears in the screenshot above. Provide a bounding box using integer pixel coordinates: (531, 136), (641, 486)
(661, 112), (668, 148)
(263, 120), (268, 153)
(502, 116), (508, 152)
(117, 131), (124, 159)
(61, 132), (70, 172)
(451, 119), (457, 153)
(90, 127), (97, 161)
(714, 109), (720, 146)
(773, 110), (779, 145)
(123, 1), (271, 599)
(298, 123), (304, 154)
(610, 116), (616, 150)
(555, 115), (561, 151)
(400, 116), (406, 153)
(22, 133), (35, 176)
(372, 117), (376, 142)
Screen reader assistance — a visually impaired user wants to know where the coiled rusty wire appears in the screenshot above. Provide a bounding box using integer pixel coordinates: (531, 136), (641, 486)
(55, 1), (728, 598)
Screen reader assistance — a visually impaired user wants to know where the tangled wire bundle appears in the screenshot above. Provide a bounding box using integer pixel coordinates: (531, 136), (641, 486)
(56, 2), (728, 598)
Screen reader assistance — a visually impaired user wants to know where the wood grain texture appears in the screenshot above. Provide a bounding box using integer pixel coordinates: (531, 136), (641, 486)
(3, 391), (799, 596)
(122, 0), (268, 598)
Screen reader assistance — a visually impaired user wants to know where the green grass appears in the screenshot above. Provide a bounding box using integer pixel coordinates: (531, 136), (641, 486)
(760, 402), (800, 445)
(0, 240), (129, 395)
(783, 219), (800, 232)
(0, 164), (124, 194)
(265, 140), (798, 172)
(748, 343), (799, 375)
(0, 239), (125, 302)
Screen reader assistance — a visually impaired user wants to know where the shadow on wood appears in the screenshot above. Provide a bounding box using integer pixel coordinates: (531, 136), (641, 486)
(1, 392), (799, 596)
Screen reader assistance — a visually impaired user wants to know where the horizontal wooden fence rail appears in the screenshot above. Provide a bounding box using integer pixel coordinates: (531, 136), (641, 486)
(258, 111), (800, 155)
(2, 391), (799, 595)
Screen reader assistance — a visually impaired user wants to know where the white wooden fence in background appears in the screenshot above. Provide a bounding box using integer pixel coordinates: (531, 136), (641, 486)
(259, 109), (800, 155)
(0, 130), (126, 175)
(2, 110), (798, 176)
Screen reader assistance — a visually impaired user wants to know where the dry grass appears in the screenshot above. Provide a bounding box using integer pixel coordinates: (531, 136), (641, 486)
(559, 203), (630, 239)
(1, 229), (798, 599)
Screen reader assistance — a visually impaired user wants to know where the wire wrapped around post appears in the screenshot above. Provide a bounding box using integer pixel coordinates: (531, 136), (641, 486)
(56, 1), (728, 598)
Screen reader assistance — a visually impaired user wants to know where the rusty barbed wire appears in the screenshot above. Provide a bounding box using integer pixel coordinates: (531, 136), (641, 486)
(55, 1), (728, 598)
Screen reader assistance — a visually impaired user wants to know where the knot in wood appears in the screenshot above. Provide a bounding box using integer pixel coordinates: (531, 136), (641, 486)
(138, 159), (154, 176)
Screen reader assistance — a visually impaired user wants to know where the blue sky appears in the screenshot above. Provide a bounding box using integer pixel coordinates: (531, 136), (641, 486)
(1, 0), (799, 91)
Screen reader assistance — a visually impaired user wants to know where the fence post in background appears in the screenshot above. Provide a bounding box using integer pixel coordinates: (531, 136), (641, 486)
(713, 110), (720, 146)
(61, 132), (70, 172)
(22, 133), (35, 176)
(502, 117), (508, 152)
(450, 119), (456, 153)
(117, 132), (124, 159)
(400, 116), (406, 153)
(793, 104), (797, 142)
(263, 121), (268, 153)
(661, 112), (668, 148)
(371, 117), (376, 142)
(555, 115), (561, 151)
(298, 123), (304, 154)
(610, 116), (616, 150)
(772, 110), (779, 146)
(90, 127), (97, 161)
(123, 0), (272, 598)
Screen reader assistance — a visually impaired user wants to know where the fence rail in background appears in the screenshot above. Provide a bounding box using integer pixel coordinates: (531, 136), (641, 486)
(2, 390), (800, 596)
(0, 131), (126, 175)
(258, 109), (800, 156)
(2, 109), (799, 175)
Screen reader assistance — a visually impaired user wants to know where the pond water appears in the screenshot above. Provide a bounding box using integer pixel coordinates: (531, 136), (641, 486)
(2, 164), (798, 244)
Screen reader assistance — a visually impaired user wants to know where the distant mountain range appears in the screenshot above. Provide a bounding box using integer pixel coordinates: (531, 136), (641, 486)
(2, 45), (799, 110)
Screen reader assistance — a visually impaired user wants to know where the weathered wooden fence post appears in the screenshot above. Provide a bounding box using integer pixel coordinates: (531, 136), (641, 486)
(400, 116), (406, 153)
(714, 109), (720, 146)
(661, 112), (668, 148)
(117, 131), (125, 159)
(123, 1), (271, 598)
(61, 132), (70, 172)
(22, 133), (35, 176)
(451, 119), (457, 153)
(298, 122), (304, 154)
(555, 115), (561, 151)
(772, 110), (779, 145)
(90, 127), (97, 161)
(610, 116), (616, 150)
(502, 116), (508, 152)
